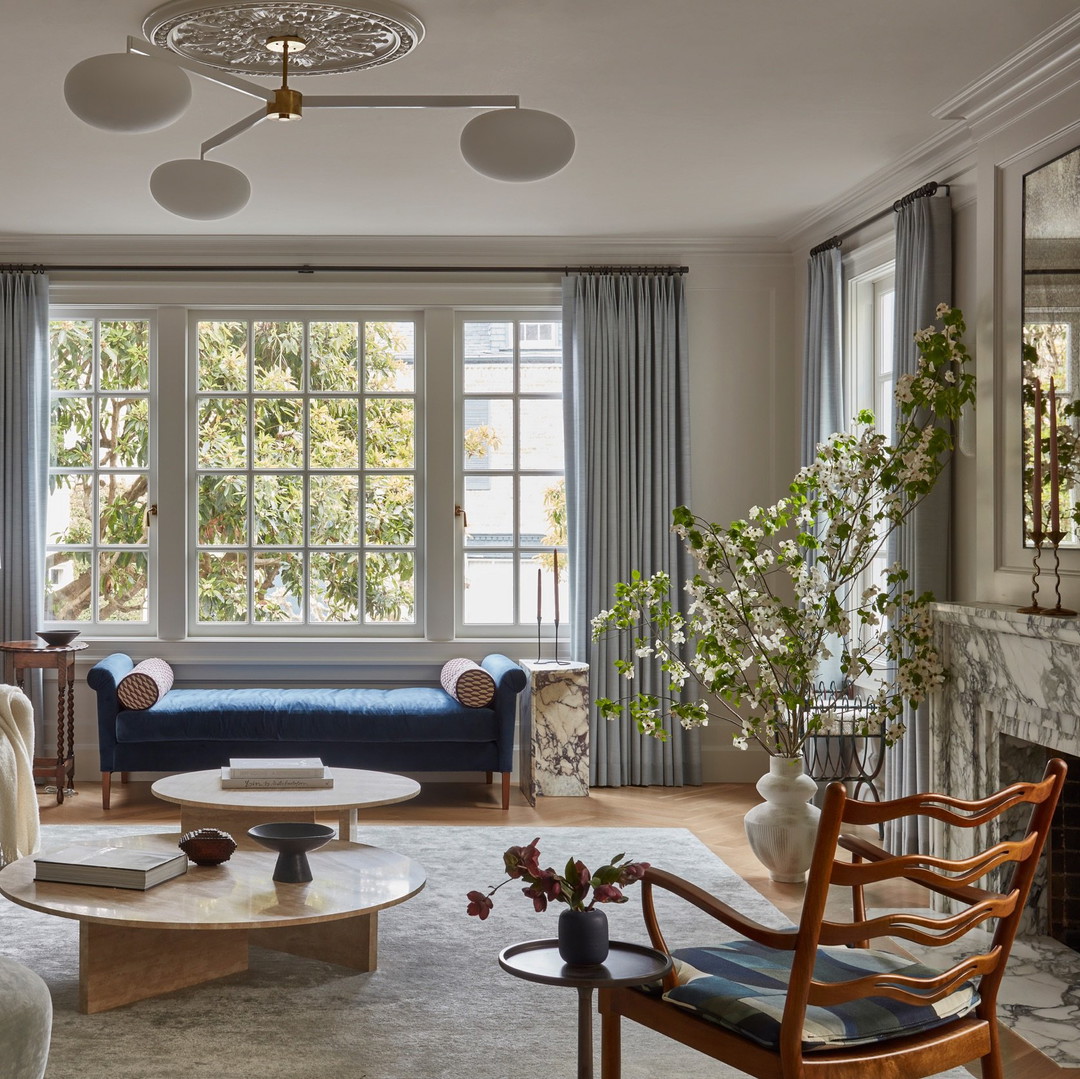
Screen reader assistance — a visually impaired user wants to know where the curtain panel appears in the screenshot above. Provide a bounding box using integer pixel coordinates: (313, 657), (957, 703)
(0, 272), (49, 644)
(886, 193), (953, 853)
(562, 272), (699, 786)
(801, 246), (844, 467)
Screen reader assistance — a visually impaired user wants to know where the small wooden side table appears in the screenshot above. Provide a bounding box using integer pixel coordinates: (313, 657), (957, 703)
(0, 639), (88, 804)
(499, 939), (672, 1079)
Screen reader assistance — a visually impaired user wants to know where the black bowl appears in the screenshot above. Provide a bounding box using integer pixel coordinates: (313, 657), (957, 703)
(35, 630), (81, 647)
(248, 822), (335, 883)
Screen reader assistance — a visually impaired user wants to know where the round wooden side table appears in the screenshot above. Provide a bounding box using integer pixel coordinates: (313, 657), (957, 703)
(499, 939), (672, 1079)
(0, 639), (88, 804)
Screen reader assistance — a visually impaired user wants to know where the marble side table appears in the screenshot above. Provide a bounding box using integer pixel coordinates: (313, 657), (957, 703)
(518, 659), (589, 806)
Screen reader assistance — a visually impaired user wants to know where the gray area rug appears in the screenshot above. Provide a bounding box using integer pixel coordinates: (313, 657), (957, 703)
(2, 825), (973, 1079)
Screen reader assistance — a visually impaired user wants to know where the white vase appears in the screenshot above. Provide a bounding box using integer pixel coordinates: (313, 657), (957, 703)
(743, 755), (821, 883)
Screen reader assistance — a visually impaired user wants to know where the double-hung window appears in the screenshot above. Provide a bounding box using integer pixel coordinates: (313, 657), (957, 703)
(46, 315), (153, 626)
(192, 314), (418, 631)
(43, 300), (565, 647)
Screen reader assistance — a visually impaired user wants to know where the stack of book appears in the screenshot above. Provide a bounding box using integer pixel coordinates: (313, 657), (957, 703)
(34, 845), (188, 890)
(220, 757), (334, 790)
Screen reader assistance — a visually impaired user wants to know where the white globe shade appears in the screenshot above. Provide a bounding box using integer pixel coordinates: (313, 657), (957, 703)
(150, 159), (251, 220)
(64, 52), (191, 133)
(460, 108), (575, 182)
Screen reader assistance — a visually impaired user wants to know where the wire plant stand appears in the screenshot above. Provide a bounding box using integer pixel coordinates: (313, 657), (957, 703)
(799, 681), (884, 813)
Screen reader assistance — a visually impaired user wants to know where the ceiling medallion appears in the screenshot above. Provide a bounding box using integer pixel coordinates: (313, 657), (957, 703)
(143, 0), (424, 75)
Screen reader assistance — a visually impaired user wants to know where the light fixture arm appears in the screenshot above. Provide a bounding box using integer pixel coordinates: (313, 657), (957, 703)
(201, 107), (267, 159)
(125, 35), (274, 103)
(302, 95), (519, 110)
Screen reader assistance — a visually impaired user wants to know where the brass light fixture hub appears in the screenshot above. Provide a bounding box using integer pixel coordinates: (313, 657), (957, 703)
(265, 35), (307, 54)
(268, 86), (303, 120)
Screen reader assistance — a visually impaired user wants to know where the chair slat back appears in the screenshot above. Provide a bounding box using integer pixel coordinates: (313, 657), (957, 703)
(786, 758), (1066, 1017)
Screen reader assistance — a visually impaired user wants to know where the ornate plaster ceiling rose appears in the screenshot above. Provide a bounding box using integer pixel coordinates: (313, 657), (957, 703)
(142, 0), (424, 75)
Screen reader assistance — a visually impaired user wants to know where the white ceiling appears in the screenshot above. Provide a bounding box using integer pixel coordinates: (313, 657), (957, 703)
(4, 0), (1080, 243)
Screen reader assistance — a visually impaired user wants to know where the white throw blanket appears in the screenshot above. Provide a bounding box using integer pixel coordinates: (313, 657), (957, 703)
(0, 683), (40, 865)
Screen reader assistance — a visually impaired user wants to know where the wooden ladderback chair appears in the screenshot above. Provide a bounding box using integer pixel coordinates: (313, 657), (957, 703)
(599, 758), (1067, 1079)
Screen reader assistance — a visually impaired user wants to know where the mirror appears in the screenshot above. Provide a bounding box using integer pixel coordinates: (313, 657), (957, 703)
(1023, 146), (1080, 547)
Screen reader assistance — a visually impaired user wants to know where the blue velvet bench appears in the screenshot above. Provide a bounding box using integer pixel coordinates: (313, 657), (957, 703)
(87, 653), (527, 811)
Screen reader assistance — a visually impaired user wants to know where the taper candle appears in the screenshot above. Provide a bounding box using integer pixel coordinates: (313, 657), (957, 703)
(1033, 378), (1043, 532)
(536, 567), (542, 621)
(553, 549), (560, 622)
(1050, 377), (1061, 533)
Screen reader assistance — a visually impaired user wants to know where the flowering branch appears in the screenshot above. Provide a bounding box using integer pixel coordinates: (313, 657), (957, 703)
(591, 304), (975, 757)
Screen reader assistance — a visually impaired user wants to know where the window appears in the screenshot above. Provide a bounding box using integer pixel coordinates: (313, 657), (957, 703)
(193, 316), (417, 628)
(460, 316), (566, 627)
(44, 301), (565, 646)
(45, 317), (153, 625)
(848, 264), (895, 661)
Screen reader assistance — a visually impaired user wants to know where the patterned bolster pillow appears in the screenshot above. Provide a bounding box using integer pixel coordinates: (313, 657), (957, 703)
(116, 658), (175, 710)
(440, 658), (496, 708)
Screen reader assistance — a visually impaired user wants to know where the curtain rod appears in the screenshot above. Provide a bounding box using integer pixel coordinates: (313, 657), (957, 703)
(1, 262), (690, 276)
(809, 181), (950, 257)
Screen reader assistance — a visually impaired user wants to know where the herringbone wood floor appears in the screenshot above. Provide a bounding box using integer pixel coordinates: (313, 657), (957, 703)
(38, 778), (1074, 1079)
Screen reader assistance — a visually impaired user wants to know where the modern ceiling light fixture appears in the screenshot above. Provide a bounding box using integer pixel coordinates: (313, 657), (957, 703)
(63, 1), (575, 220)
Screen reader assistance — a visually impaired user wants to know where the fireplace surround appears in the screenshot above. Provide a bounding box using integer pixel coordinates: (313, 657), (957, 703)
(929, 602), (1079, 938)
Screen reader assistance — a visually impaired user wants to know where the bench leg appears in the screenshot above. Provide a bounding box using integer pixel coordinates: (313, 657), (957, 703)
(485, 771), (493, 784)
(501, 772), (510, 810)
(101, 772), (111, 810)
(120, 772), (130, 784)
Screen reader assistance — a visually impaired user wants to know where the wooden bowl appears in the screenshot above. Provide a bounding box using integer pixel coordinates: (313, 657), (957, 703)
(179, 828), (237, 866)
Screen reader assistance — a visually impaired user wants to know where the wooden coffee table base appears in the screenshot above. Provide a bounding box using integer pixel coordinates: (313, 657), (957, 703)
(78, 911), (379, 1013)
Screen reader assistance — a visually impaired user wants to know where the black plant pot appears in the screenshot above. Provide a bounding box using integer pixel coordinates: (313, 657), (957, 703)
(557, 907), (609, 966)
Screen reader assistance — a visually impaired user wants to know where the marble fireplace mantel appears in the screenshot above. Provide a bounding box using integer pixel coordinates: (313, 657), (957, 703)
(928, 601), (1080, 1066)
(929, 601), (1080, 929)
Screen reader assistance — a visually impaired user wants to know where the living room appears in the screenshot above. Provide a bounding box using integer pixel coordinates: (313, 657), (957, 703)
(3, 2), (1080, 1078)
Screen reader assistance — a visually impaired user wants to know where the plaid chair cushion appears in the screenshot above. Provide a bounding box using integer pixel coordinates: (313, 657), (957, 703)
(662, 940), (980, 1051)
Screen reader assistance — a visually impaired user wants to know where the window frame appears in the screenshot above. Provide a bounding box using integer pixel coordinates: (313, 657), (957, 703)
(44, 306), (160, 637)
(185, 308), (424, 638)
(454, 308), (565, 637)
(41, 291), (566, 655)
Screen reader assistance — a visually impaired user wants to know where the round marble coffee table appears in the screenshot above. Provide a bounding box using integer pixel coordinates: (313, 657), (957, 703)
(0, 831), (426, 1013)
(151, 767), (421, 847)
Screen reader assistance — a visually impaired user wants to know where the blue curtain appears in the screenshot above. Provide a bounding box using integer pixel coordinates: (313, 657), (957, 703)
(802, 247), (844, 467)
(886, 193), (953, 852)
(562, 272), (699, 786)
(801, 247), (845, 693)
(0, 272), (49, 645)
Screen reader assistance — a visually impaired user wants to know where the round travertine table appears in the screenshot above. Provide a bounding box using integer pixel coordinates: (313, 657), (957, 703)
(150, 767), (421, 846)
(0, 831), (426, 1013)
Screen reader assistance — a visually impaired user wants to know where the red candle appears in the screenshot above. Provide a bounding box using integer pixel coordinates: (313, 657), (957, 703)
(1033, 378), (1043, 534)
(536, 567), (542, 621)
(553, 549), (560, 623)
(1050, 378), (1061, 534)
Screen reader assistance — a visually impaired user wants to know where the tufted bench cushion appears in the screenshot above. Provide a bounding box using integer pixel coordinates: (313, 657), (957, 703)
(114, 687), (500, 744)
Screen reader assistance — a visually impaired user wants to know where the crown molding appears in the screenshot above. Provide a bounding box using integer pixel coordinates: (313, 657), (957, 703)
(0, 232), (792, 266)
(932, 10), (1080, 143)
(781, 123), (977, 254)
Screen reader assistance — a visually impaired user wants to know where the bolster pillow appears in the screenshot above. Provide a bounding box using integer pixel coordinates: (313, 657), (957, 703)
(116, 658), (175, 710)
(440, 657), (496, 708)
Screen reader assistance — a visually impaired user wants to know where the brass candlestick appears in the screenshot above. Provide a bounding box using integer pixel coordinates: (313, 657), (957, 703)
(1017, 529), (1048, 614)
(1043, 530), (1077, 617)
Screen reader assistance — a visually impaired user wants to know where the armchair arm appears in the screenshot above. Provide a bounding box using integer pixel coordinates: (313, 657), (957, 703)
(641, 867), (796, 990)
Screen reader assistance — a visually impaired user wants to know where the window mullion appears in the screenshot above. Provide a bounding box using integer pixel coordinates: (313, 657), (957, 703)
(425, 307), (456, 641)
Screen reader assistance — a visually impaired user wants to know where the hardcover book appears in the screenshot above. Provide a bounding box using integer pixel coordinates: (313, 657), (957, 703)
(34, 845), (189, 890)
(226, 757), (326, 778)
(220, 766), (335, 790)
